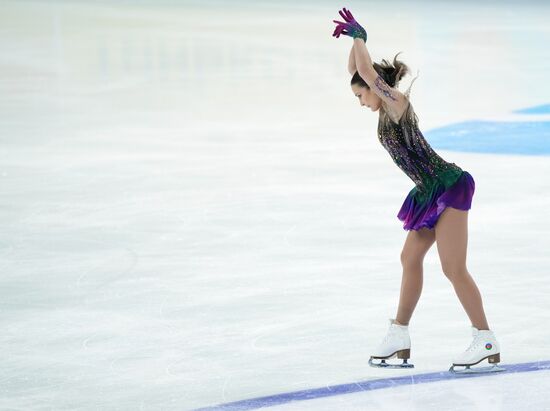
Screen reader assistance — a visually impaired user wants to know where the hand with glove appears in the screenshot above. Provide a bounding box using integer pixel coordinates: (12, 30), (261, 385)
(332, 7), (367, 42)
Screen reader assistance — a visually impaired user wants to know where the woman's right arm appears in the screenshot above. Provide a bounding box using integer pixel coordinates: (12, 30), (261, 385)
(348, 45), (357, 75)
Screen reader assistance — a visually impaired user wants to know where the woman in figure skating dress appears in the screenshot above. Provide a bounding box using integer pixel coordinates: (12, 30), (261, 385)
(332, 8), (503, 373)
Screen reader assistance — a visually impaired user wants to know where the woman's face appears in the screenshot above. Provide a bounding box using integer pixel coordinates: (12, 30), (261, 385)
(351, 84), (382, 112)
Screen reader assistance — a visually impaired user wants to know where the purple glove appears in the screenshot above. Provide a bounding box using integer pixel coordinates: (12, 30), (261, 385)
(332, 7), (367, 42)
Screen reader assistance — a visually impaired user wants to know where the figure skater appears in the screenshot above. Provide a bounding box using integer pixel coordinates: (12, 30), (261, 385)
(332, 7), (503, 374)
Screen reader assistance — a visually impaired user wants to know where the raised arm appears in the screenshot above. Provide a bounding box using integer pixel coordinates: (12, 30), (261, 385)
(352, 38), (408, 121)
(348, 45), (357, 75)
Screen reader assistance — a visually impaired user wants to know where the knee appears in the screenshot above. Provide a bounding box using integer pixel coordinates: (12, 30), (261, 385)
(400, 250), (424, 271)
(441, 262), (468, 281)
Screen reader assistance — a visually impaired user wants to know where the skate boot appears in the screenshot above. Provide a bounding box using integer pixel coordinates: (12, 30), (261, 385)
(368, 318), (414, 369)
(449, 326), (505, 374)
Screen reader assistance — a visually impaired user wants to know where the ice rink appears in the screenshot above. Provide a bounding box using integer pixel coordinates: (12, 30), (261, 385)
(1, 0), (550, 410)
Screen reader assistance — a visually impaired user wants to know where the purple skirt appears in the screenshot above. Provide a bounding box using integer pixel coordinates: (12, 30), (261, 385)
(397, 171), (475, 231)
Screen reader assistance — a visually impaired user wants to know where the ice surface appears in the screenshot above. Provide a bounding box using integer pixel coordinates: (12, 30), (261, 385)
(0, 0), (549, 410)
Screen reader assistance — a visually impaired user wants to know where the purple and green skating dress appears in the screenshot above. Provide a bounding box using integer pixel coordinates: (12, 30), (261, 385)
(377, 86), (475, 231)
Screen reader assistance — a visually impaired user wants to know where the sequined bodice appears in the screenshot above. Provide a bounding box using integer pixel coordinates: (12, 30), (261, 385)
(378, 100), (463, 195)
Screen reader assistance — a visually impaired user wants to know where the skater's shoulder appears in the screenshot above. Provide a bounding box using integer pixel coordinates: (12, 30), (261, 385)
(380, 97), (415, 126)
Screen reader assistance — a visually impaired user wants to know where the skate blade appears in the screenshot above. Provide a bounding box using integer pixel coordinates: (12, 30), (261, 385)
(449, 364), (506, 374)
(369, 357), (414, 369)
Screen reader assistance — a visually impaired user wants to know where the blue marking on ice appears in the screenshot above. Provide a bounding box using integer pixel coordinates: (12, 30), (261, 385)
(193, 360), (550, 410)
(512, 103), (550, 115)
(424, 103), (550, 155)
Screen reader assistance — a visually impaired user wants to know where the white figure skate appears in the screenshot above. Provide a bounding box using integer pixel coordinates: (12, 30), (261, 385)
(449, 326), (506, 374)
(369, 318), (414, 369)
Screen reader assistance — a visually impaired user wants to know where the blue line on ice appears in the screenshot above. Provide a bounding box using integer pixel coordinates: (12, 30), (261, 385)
(193, 360), (550, 410)
(426, 103), (550, 155)
(513, 103), (550, 115)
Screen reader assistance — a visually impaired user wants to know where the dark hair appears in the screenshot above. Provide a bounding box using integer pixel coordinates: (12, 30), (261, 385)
(351, 51), (409, 89)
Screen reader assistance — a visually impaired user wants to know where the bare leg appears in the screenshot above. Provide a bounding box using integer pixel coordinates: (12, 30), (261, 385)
(434, 207), (490, 330)
(395, 227), (436, 326)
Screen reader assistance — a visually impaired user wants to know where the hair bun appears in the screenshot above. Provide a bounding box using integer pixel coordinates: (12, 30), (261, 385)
(375, 51), (409, 88)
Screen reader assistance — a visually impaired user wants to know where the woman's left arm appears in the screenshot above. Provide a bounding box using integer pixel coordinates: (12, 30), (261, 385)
(353, 38), (408, 118)
(348, 45), (357, 75)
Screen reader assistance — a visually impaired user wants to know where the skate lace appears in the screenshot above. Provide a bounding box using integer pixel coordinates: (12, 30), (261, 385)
(383, 327), (399, 343)
(465, 335), (483, 352)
